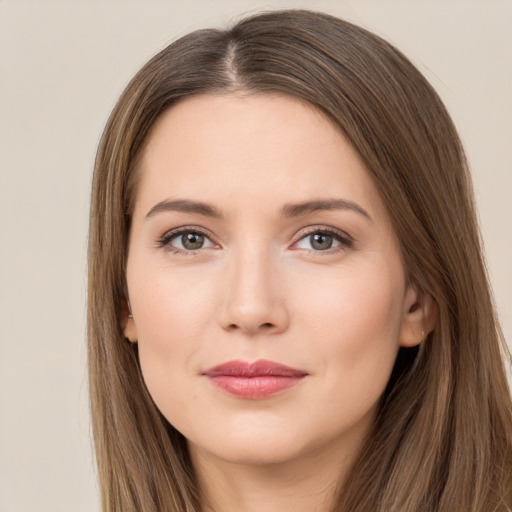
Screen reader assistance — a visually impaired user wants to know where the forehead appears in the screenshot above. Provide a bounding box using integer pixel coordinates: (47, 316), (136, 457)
(135, 93), (384, 220)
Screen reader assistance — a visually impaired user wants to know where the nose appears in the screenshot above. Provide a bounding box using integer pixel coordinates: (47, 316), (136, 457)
(217, 247), (289, 336)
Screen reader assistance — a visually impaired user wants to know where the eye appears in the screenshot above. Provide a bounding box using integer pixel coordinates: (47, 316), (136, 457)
(293, 228), (353, 252)
(159, 228), (217, 253)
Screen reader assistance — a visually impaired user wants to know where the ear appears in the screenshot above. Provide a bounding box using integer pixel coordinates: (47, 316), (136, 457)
(398, 282), (437, 348)
(121, 300), (138, 343)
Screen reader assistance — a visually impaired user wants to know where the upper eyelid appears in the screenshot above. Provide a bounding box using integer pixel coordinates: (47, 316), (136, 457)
(296, 225), (352, 239)
(160, 225), (217, 242)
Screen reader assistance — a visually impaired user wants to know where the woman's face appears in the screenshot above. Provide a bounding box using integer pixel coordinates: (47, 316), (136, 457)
(124, 93), (423, 469)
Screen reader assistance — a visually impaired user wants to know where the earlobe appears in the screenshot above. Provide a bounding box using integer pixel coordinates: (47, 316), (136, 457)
(121, 300), (138, 343)
(124, 320), (138, 343)
(398, 283), (437, 348)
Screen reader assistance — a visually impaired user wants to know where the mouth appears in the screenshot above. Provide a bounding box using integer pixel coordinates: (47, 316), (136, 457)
(202, 359), (308, 399)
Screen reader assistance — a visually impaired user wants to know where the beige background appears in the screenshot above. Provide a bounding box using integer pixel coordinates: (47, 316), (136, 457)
(0, 1), (510, 510)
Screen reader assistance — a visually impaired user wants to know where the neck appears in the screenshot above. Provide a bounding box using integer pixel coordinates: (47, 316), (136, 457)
(190, 436), (362, 512)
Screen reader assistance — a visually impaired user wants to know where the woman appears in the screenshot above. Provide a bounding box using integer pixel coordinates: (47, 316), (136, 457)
(88, 9), (512, 512)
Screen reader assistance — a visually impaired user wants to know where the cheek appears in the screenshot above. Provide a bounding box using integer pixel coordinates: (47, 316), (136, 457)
(130, 266), (218, 406)
(295, 261), (405, 385)
(283, 264), (405, 447)
(298, 258), (404, 336)
(132, 263), (217, 340)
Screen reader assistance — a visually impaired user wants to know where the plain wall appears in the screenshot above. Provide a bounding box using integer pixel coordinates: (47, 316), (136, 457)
(0, 1), (510, 510)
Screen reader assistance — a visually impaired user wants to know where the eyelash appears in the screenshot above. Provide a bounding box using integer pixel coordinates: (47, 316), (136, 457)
(296, 227), (354, 255)
(157, 225), (354, 256)
(157, 226), (217, 255)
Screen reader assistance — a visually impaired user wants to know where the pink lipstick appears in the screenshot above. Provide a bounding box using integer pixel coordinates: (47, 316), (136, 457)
(203, 360), (308, 399)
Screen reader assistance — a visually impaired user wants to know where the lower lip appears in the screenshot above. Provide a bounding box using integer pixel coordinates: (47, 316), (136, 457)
(207, 375), (304, 399)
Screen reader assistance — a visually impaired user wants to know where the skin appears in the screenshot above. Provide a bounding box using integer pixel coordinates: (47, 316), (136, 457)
(124, 93), (431, 512)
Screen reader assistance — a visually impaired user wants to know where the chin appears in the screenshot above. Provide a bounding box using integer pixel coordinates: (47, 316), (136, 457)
(196, 438), (307, 466)
(187, 420), (334, 468)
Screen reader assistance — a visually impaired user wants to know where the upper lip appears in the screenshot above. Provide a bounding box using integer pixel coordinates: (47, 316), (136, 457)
(203, 359), (308, 378)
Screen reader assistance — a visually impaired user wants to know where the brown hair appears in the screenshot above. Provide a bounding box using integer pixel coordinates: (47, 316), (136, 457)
(88, 9), (512, 511)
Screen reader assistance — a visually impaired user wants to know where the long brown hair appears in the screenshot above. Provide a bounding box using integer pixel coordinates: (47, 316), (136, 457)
(88, 9), (512, 511)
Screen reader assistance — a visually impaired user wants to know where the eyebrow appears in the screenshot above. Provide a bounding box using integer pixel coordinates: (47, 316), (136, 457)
(146, 199), (223, 219)
(280, 198), (372, 221)
(145, 198), (372, 222)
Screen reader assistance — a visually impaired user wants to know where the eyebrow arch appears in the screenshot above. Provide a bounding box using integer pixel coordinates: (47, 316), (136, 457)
(280, 199), (372, 221)
(146, 199), (223, 219)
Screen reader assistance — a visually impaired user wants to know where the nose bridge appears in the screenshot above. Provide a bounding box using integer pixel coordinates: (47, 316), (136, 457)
(219, 238), (288, 335)
(233, 243), (272, 304)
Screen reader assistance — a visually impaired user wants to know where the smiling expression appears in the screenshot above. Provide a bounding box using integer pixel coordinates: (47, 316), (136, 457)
(124, 93), (423, 468)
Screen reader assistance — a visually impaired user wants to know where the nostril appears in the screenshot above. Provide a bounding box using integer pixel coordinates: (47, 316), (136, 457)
(227, 322), (275, 332)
